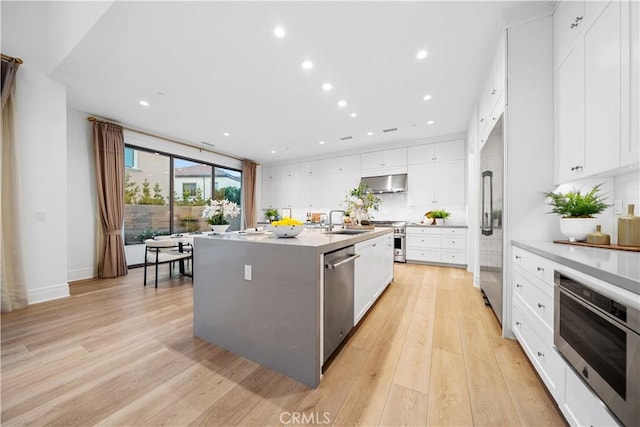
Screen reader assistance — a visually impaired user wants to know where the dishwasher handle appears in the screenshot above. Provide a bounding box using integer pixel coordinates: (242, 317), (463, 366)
(325, 253), (360, 270)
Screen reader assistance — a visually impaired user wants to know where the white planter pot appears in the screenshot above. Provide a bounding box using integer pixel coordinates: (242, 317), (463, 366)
(210, 224), (230, 233)
(560, 217), (598, 242)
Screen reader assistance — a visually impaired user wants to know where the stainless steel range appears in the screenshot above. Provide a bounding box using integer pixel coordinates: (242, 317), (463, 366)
(369, 220), (406, 263)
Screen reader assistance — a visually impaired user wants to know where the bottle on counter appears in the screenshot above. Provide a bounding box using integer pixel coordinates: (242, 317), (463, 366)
(587, 225), (610, 245)
(618, 204), (640, 247)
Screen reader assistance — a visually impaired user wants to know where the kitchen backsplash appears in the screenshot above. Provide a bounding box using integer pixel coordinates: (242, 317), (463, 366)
(554, 169), (639, 244)
(284, 192), (467, 225)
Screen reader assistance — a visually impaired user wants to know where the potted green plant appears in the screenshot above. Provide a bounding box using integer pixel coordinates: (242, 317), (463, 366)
(543, 184), (609, 242)
(264, 208), (279, 222)
(428, 209), (451, 225)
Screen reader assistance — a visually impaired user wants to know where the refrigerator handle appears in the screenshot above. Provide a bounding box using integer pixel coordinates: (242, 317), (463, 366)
(481, 170), (493, 236)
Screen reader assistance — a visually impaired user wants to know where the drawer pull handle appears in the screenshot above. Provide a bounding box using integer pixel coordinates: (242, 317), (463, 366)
(537, 351), (544, 357)
(515, 321), (522, 326)
(537, 303), (545, 309)
(516, 284), (523, 288)
(537, 266), (544, 272)
(515, 255), (522, 260)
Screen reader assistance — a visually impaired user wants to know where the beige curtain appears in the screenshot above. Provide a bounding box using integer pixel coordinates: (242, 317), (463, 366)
(1, 57), (28, 312)
(242, 160), (258, 229)
(93, 121), (128, 278)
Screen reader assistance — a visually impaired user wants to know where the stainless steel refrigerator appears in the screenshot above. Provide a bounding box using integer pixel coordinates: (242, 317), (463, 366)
(479, 116), (504, 324)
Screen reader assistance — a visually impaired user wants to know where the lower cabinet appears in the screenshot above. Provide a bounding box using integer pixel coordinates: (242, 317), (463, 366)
(354, 233), (394, 326)
(512, 245), (621, 427)
(406, 226), (467, 266)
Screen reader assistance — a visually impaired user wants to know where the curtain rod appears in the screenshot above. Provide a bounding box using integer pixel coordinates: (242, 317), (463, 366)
(1, 53), (24, 64)
(87, 116), (249, 163)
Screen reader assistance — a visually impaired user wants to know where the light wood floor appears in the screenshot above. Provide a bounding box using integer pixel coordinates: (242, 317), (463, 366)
(1, 263), (566, 426)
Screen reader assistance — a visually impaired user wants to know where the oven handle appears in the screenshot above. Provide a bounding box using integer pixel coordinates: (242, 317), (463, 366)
(558, 286), (639, 335)
(555, 268), (640, 311)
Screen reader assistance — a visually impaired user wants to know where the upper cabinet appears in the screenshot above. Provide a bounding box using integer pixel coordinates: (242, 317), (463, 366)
(321, 154), (360, 174)
(554, 0), (636, 184)
(479, 34), (506, 146)
(407, 140), (465, 164)
(300, 160), (323, 175)
(624, 0), (640, 166)
(360, 148), (407, 171)
(407, 140), (466, 207)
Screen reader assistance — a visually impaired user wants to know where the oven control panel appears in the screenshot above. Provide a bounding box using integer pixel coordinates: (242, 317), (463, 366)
(558, 274), (628, 322)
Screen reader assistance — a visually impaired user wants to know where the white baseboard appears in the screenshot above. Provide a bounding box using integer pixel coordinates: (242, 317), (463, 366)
(67, 267), (96, 282)
(473, 274), (481, 288)
(28, 282), (70, 305)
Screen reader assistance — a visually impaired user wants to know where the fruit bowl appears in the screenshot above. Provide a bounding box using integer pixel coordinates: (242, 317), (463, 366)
(271, 225), (305, 238)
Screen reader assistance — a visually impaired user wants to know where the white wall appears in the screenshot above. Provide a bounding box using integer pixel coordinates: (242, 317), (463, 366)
(67, 108), (97, 281)
(13, 65), (70, 303)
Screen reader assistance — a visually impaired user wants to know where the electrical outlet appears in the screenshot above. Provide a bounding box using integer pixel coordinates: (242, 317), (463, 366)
(614, 199), (623, 215)
(244, 265), (252, 281)
(35, 210), (46, 220)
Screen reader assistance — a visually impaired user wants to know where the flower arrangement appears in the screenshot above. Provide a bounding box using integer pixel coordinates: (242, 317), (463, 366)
(202, 199), (241, 225)
(343, 182), (381, 221)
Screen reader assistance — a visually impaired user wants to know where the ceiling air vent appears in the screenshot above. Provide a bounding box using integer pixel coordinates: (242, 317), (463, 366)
(382, 127), (398, 133)
(201, 141), (216, 147)
(340, 136), (353, 141)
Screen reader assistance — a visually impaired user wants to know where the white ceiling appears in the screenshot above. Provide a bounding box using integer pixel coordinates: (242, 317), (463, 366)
(2, 1), (524, 164)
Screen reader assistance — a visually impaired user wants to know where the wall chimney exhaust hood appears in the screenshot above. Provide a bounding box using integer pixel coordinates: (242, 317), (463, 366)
(360, 174), (408, 193)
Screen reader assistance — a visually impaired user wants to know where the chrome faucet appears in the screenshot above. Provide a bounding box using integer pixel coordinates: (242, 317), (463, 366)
(328, 210), (345, 231)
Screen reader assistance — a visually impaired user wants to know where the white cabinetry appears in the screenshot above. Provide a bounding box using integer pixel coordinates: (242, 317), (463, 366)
(322, 154), (360, 209)
(354, 233), (394, 325)
(511, 245), (621, 426)
(478, 34), (506, 145)
(407, 141), (465, 207)
(406, 227), (466, 266)
(554, 0), (633, 184)
(360, 148), (407, 172)
(624, 0), (640, 166)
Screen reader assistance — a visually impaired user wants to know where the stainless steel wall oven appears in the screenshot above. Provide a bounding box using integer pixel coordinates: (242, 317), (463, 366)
(554, 269), (640, 427)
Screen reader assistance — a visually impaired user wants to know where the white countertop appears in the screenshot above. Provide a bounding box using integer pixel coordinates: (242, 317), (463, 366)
(194, 227), (393, 252)
(406, 223), (468, 228)
(512, 240), (640, 295)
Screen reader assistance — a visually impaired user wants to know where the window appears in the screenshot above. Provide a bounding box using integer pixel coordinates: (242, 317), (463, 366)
(173, 159), (212, 233)
(123, 148), (171, 245)
(124, 147), (137, 169)
(182, 183), (197, 198)
(123, 145), (243, 251)
(214, 167), (242, 231)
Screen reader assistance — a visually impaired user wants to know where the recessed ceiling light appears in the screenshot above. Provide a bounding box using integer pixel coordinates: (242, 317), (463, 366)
(367, 132), (373, 136)
(417, 50), (428, 60)
(223, 132), (230, 136)
(271, 150), (277, 154)
(423, 94), (432, 101)
(139, 100), (149, 106)
(301, 60), (314, 70)
(322, 83), (333, 91)
(274, 26), (285, 38)
(427, 120), (435, 125)
(350, 113), (357, 118)
(337, 100), (347, 108)
(319, 141), (325, 145)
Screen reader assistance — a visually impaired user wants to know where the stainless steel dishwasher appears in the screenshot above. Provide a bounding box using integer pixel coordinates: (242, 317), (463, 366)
(323, 246), (358, 363)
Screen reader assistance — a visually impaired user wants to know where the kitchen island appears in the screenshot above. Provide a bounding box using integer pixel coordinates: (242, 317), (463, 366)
(192, 227), (394, 387)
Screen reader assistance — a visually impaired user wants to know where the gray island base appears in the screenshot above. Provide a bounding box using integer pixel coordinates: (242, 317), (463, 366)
(192, 228), (394, 388)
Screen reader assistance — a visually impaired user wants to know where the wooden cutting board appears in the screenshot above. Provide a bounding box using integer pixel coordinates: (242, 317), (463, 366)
(553, 240), (640, 252)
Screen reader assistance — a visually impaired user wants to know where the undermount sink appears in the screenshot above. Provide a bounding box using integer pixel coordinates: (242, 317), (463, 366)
(324, 229), (371, 235)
